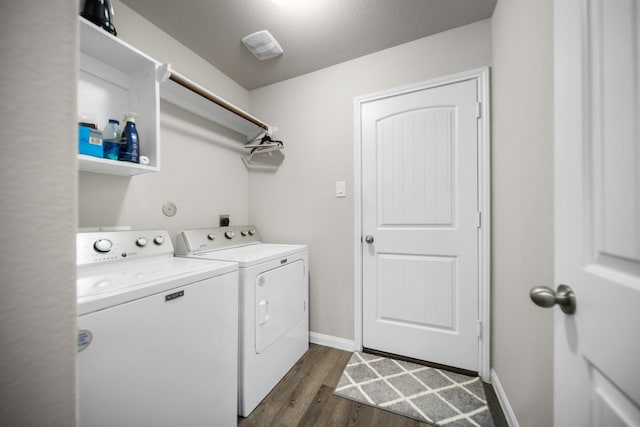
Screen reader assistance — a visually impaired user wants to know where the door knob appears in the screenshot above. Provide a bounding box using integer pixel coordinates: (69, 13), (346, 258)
(364, 235), (374, 244)
(530, 284), (576, 314)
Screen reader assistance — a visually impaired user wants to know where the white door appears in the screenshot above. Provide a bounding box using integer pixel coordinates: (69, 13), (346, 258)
(361, 78), (481, 372)
(552, 0), (640, 425)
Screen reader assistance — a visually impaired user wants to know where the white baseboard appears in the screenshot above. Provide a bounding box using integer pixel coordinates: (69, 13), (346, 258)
(490, 368), (519, 427)
(309, 332), (356, 352)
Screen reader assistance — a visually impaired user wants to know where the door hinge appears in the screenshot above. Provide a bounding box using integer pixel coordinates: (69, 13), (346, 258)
(477, 212), (482, 228)
(476, 102), (482, 119)
(478, 320), (482, 338)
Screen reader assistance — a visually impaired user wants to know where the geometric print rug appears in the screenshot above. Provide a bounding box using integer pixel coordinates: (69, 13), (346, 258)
(334, 352), (496, 427)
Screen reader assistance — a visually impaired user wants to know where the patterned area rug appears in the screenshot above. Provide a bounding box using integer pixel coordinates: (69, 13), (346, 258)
(334, 352), (495, 427)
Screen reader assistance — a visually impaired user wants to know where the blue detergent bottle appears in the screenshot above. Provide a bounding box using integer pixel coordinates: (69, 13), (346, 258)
(102, 119), (120, 161)
(119, 111), (139, 163)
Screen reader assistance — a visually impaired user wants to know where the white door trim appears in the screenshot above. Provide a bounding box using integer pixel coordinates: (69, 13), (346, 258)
(353, 67), (491, 380)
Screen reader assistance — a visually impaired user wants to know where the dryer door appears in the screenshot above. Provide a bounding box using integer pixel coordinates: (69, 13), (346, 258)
(255, 260), (305, 354)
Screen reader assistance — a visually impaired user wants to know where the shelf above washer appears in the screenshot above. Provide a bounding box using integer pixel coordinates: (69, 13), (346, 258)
(158, 64), (271, 141)
(78, 16), (161, 176)
(78, 155), (160, 176)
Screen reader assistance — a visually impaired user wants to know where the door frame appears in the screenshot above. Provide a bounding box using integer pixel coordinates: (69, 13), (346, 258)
(353, 67), (491, 380)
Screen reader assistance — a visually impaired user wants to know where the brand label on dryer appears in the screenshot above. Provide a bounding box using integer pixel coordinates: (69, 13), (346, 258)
(280, 258), (287, 264)
(77, 329), (92, 352)
(165, 290), (184, 302)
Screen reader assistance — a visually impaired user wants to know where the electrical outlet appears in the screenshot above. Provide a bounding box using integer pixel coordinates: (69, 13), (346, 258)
(219, 214), (230, 226)
(162, 202), (177, 217)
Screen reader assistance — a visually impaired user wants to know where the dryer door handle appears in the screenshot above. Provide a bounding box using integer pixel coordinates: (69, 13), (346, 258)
(257, 300), (270, 326)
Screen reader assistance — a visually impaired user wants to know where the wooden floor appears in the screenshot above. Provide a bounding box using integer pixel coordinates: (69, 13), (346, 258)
(238, 344), (508, 427)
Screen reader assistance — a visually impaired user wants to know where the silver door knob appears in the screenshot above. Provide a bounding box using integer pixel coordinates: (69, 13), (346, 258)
(364, 235), (374, 244)
(530, 284), (576, 314)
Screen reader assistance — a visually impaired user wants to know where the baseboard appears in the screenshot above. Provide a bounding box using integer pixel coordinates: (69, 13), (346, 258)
(309, 332), (356, 352)
(490, 368), (519, 427)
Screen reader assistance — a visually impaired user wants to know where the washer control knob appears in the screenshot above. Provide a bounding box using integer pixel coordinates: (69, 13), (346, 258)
(93, 239), (113, 253)
(241, 230), (248, 237)
(224, 231), (235, 239)
(207, 233), (216, 241)
(248, 229), (256, 236)
(153, 235), (165, 245)
(136, 237), (148, 247)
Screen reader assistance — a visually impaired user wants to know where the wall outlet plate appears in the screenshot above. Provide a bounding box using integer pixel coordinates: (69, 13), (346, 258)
(162, 202), (177, 217)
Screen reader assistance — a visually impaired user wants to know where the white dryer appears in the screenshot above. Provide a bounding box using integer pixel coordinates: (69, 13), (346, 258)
(76, 229), (239, 427)
(175, 225), (309, 417)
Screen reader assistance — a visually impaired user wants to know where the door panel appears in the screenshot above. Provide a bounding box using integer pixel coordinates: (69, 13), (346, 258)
(590, 366), (640, 427)
(255, 260), (305, 354)
(362, 79), (480, 371)
(378, 254), (456, 330)
(378, 107), (455, 226)
(554, 0), (640, 424)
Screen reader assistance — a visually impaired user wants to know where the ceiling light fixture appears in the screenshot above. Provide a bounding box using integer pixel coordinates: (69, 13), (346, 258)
(242, 30), (283, 60)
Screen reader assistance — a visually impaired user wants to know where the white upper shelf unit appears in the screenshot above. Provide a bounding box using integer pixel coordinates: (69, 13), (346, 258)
(158, 64), (271, 141)
(78, 16), (160, 176)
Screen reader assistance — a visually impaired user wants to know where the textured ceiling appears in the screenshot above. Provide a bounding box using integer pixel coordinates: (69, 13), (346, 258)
(120, 0), (497, 90)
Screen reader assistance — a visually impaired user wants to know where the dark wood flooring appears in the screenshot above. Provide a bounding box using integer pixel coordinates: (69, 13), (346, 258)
(237, 344), (508, 427)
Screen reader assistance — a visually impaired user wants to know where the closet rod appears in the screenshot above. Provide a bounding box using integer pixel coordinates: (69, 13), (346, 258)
(167, 71), (269, 132)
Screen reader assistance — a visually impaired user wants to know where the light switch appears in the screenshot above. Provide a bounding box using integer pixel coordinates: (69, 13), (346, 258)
(336, 181), (346, 198)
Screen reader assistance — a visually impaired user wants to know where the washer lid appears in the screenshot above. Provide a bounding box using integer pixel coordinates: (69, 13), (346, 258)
(191, 243), (307, 267)
(77, 257), (237, 315)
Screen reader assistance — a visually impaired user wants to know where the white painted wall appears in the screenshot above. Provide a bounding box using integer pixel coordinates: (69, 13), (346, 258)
(78, 2), (252, 238)
(0, 2), (77, 426)
(491, 0), (554, 425)
(248, 20), (492, 341)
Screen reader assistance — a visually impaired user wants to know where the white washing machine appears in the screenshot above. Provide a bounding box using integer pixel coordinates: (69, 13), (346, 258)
(76, 229), (239, 427)
(175, 225), (309, 417)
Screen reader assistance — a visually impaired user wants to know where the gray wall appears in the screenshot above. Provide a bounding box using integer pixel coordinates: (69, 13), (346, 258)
(491, 0), (554, 425)
(248, 20), (492, 341)
(0, 2), (78, 426)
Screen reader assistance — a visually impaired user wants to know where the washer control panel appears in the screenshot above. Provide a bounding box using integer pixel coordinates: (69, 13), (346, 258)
(175, 225), (261, 255)
(77, 230), (173, 266)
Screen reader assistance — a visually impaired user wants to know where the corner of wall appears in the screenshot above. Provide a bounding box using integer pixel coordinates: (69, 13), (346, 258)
(491, 369), (520, 427)
(490, 0), (554, 425)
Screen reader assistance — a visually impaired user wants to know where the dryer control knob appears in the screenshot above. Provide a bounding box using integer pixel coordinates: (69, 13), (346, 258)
(136, 237), (148, 247)
(248, 229), (256, 236)
(154, 236), (165, 245)
(241, 230), (248, 237)
(224, 231), (235, 239)
(93, 239), (113, 253)
(207, 233), (216, 241)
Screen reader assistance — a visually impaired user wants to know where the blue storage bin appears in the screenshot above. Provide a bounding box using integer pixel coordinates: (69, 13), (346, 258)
(78, 125), (103, 158)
